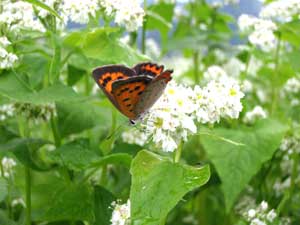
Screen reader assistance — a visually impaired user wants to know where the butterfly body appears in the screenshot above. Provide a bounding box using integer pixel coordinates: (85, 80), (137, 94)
(92, 62), (173, 122)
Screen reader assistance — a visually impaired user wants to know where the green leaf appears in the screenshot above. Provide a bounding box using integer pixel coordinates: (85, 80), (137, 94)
(0, 177), (7, 202)
(56, 100), (110, 137)
(0, 72), (82, 104)
(24, 0), (62, 19)
(279, 20), (300, 47)
(147, 3), (174, 44)
(63, 28), (148, 65)
(200, 119), (288, 211)
(94, 186), (116, 225)
(90, 153), (133, 169)
(67, 64), (86, 86)
(44, 182), (94, 222)
(0, 210), (17, 225)
(130, 150), (210, 225)
(48, 139), (100, 171)
(0, 138), (50, 171)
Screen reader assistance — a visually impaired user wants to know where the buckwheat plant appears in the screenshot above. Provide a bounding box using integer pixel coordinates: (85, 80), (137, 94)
(123, 71), (244, 152)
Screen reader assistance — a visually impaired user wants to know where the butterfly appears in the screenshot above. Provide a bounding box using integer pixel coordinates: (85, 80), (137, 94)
(92, 62), (173, 124)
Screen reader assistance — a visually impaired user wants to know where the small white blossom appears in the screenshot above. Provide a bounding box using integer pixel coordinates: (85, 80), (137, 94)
(111, 200), (130, 225)
(121, 128), (148, 146)
(0, 0), (45, 33)
(238, 14), (278, 52)
(259, 201), (268, 211)
(248, 209), (256, 218)
(266, 209), (277, 222)
(0, 104), (15, 121)
(100, 0), (145, 31)
(0, 37), (11, 47)
(203, 65), (228, 81)
(11, 198), (26, 207)
(1, 157), (16, 178)
(223, 58), (246, 78)
(250, 218), (266, 225)
(260, 0), (300, 23)
(62, 0), (100, 24)
(283, 77), (300, 94)
(243, 106), (267, 124)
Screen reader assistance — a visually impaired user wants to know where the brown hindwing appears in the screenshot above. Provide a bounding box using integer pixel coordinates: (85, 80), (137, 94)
(111, 76), (153, 120)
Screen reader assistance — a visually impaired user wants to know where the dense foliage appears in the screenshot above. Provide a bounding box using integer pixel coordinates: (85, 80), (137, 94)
(0, 0), (299, 225)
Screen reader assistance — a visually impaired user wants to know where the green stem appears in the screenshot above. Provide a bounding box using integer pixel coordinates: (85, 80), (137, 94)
(18, 117), (31, 225)
(271, 35), (281, 115)
(25, 166), (31, 225)
(174, 141), (183, 163)
(141, 0), (147, 54)
(277, 152), (299, 214)
(193, 51), (200, 83)
(50, 112), (61, 147)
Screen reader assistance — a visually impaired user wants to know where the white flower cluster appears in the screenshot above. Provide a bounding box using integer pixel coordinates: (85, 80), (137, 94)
(1, 157), (17, 178)
(203, 65), (228, 81)
(260, 0), (300, 23)
(62, 0), (100, 24)
(111, 200), (130, 225)
(14, 103), (56, 123)
(243, 106), (267, 124)
(238, 14), (278, 52)
(280, 136), (300, 156)
(0, 0), (45, 33)
(123, 73), (244, 152)
(121, 128), (148, 146)
(245, 201), (277, 225)
(0, 104), (15, 121)
(100, 0), (145, 31)
(282, 77), (300, 106)
(0, 36), (18, 69)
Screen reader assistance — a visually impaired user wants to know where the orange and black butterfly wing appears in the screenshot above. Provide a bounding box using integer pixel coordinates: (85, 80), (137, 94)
(134, 70), (173, 116)
(92, 65), (136, 109)
(133, 62), (164, 77)
(111, 76), (153, 120)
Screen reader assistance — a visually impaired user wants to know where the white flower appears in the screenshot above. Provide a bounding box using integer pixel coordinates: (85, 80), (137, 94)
(122, 128), (148, 146)
(260, 201), (268, 211)
(243, 106), (267, 124)
(260, 0), (300, 23)
(242, 80), (253, 93)
(0, 37), (11, 47)
(266, 209), (277, 222)
(62, 0), (100, 24)
(203, 65), (227, 82)
(111, 200), (130, 225)
(248, 209), (256, 218)
(238, 14), (278, 52)
(250, 218), (266, 225)
(284, 77), (300, 94)
(11, 198), (26, 207)
(100, 0), (145, 32)
(0, 104), (15, 121)
(223, 58), (246, 78)
(1, 157), (16, 178)
(0, 0), (45, 33)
